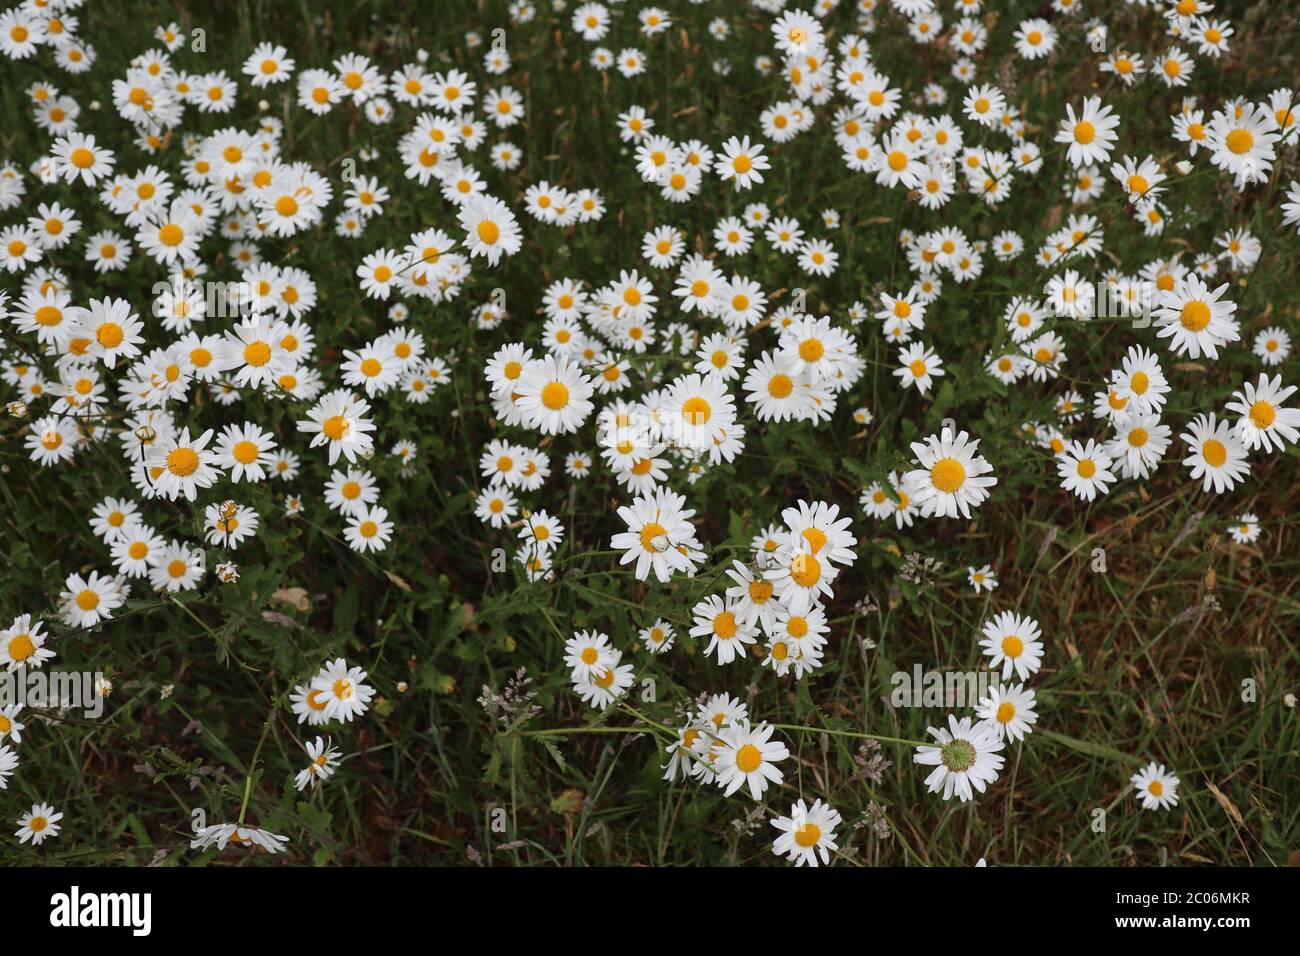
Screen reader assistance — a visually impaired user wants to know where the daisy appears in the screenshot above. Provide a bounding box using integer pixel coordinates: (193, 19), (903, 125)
(903, 427), (997, 519)
(295, 737), (341, 791)
(191, 824), (289, 854)
(51, 132), (115, 187)
(475, 487), (517, 528)
(1253, 327), (1290, 366)
(968, 565), (998, 593)
(244, 42), (294, 86)
(205, 501), (260, 549)
(771, 799), (842, 867)
(309, 658), (375, 723)
(976, 684), (1038, 743)
(1131, 762), (1180, 811)
(1057, 439), (1117, 502)
(298, 391), (377, 465)
(610, 488), (701, 583)
(1208, 103), (1279, 188)
(1055, 97), (1120, 168)
(215, 423), (277, 482)
(514, 356), (594, 436)
(148, 540), (206, 593)
(690, 593), (756, 665)
(714, 721), (789, 800)
(893, 342), (944, 396)
(15, 803), (62, 846)
(573, 650), (635, 711)
(1182, 413), (1251, 494)
(913, 714), (1005, 803)
(1, 615), (54, 670)
(1225, 374), (1300, 453)
(345, 506), (393, 553)
(59, 570), (124, 628)
(457, 193), (521, 266)
(25, 415), (78, 467)
(1154, 276), (1239, 359)
(1228, 513), (1261, 545)
(715, 135), (770, 191)
(0, 744), (16, 788)
(979, 611), (1044, 681)
(0, 705), (23, 744)
(144, 428), (220, 501)
(1108, 413), (1172, 481)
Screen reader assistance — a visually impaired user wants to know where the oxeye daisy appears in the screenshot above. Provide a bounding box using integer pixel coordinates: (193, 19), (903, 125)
(976, 683), (1038, 743)
(1225, 374), (1300, 453)
(979, 611), (1044, 681)
(298, 391), (377, 465)
(968, 564), (998, 593)
(142, 427), (220, 501)
(893, 342), (945, 395)
(714, 720), (788, 800)
(1181, 413), (1250, 493)
(913, 714), (1005, 803)
(310, 658), (375, 723)
(771, 798), (842, 867)
(15, 803), (62, 846)
(1228, 513), (1261, 545)
(59, 570), (124, 628)
(639, 619), (676, 655)
(457, 193), (521, 266)
(204, 501), (260, 550)
(514, 356), (595, 436)
(691, 593), (758, 665)
(191, 823), (289, 854)
(295, 737), (341, 791)
(1131, 762), (1180, 811)
(1057, 439), (1117, 502)
(1055, 97), (1120, 168)
(1153, 275), (1239, 359)
(903, 427), (997, 519)
(715, 135), (769, 190)
(345, 505), (392, 553)
(1, 615), (54, 671)
(1107, 413), (1172, 480)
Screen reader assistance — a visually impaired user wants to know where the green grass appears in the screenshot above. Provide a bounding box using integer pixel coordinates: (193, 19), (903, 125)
(0, 0), (1297, 866)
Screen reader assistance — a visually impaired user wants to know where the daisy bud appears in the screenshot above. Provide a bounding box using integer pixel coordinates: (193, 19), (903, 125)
(258, 99), (270, 111)
(7, 401), (27, 418)
(135, 424), (157, 443)
(396, 681), (409, 693)
(650, 532), (671, 553)
(1176, 160), (1193, 175)
(216, 562), (240, 583)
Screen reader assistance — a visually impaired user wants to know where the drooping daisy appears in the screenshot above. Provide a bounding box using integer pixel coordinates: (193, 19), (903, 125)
(295, 736), (341, 791)
(913, 714), (1005, 803)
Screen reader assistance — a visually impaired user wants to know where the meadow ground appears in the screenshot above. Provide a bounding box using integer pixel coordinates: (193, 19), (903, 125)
(0, 0), (1297, 867)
